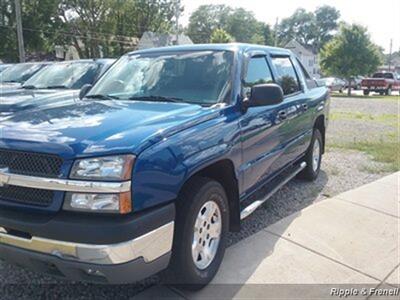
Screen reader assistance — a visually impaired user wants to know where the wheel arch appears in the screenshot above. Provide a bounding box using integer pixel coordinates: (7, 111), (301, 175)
(179, 159), (241, 232)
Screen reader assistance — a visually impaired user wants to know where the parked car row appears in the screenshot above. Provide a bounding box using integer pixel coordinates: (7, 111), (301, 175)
(0, 59), (115, 116)
(318, 72), (400, 96)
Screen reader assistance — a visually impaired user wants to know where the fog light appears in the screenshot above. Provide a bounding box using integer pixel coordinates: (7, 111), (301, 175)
(63, 192), (132, 214)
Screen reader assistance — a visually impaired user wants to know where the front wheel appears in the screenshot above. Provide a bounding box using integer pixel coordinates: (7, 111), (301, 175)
(169, 177), (229, 290)
(298, 129), (323, 181)
(363, 90), (370, 96)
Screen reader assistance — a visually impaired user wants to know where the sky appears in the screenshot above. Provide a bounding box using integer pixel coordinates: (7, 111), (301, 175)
(181, 0), (400, 53)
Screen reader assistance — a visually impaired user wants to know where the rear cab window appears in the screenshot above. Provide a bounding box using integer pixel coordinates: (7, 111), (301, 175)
(293, 58), (317, 89)
(270, 56), (301, 96)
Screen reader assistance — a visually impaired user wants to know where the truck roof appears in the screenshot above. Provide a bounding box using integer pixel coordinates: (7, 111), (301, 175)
(129, 43), (292, 56)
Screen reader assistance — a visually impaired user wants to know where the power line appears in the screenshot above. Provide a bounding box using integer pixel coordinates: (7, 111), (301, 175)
(0, 24), (138, 45)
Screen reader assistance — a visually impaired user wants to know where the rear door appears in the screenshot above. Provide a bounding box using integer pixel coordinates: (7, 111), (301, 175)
(268, 55), (312, 170)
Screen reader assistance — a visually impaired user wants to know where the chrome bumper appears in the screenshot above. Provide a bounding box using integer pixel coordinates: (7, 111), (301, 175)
(0, 169), (131, 193)
(0, 222), (174, 265)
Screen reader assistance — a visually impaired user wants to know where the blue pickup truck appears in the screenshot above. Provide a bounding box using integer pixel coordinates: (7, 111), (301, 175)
(0, 44), (329, 288)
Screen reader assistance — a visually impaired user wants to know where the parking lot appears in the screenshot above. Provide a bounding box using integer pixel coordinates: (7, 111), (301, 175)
(0, 94), (397, 299)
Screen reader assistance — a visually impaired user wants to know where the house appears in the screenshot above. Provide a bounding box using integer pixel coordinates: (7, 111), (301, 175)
(285, 40), (320, 78)
(138, 31), (193, 50)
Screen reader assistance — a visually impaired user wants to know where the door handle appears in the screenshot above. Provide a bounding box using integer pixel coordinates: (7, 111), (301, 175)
(302, 104), (308, 111)
(278, 110), (287, 120)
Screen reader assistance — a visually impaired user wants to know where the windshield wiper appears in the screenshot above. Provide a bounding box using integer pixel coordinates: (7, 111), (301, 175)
(22, 85), (37, 89)
(128, 95), (184, 103)
(45, 85), (69, 89)
(85, 94), (120, 100)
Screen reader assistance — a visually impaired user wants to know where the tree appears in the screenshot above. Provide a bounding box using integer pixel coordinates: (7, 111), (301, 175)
(210, 28), (233, 43)
(277, 5), (340, 51)
(59, 0), (179, 58)
(187, 4), (272, 45)
(320, 24), (382, 95)
(187, 5), (231, 44)
(0, 0), (64, 62)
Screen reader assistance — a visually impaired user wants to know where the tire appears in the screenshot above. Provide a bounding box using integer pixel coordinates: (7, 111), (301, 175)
(379, 91), (384, 96)
(169, 177), (229, 290)
(385, 87), (392, 96)
(297, 129), (323, 181)
(363, 90), (370, 96)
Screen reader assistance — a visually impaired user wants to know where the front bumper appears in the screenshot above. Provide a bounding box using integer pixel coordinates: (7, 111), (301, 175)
(0, 243), (171, 284)
(0, 203), (175, 283)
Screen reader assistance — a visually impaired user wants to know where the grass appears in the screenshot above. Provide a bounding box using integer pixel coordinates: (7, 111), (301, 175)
(328, 141), (399, 172)
(330, 112), (398, 126)
(328, 106), (399, 173)
(331, 93), (400, 100)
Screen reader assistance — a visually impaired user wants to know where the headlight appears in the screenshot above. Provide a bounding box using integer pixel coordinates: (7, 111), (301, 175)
(70, 155), (135, 181)
(63, 192), (132, 214)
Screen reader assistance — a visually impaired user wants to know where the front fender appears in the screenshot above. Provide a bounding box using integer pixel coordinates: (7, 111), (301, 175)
(131, 108), (242, 212)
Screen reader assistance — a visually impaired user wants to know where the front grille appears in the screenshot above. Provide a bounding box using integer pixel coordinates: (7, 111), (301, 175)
(0, 185), (54, 207)
(0, 149), (63, 178)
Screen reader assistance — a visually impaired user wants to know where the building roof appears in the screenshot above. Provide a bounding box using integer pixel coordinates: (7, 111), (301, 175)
(138, 32), (193, 50)
(286, 40), (315, 56)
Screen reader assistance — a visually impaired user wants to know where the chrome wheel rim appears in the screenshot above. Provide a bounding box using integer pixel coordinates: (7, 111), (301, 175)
(192, 200), (222, 270)
(312, 139), (321, 172)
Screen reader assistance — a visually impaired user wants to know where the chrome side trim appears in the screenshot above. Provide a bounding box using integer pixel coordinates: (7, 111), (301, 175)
(240, 162), (307, 220)
(0, 222), (174, 265)
(0, 170), (131, 193)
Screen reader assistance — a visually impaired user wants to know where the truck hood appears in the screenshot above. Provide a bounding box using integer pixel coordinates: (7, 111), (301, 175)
(0, 99), (218, 159)
(0, 89), (79, 115)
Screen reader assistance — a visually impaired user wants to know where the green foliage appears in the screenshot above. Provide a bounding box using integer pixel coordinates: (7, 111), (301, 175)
(0, 0), (64, 62)
(277, 5), (340, 51)
(210, 28), (233, 43)
(187, 4), (273, 45)
(0, 0), (179, 61)
(320, 24), (382, 82)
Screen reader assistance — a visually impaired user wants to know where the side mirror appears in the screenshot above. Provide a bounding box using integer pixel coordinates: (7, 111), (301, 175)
(79, 84), (92, 99)
(246, 83), (284, 108)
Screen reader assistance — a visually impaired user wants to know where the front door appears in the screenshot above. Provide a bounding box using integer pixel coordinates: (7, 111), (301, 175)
(239, 55), (284, 196)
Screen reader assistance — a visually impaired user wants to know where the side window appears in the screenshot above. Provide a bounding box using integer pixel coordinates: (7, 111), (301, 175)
(271, 57), (301, 95)
(244, 57), (273, 86)
(295, 58), (317, 89)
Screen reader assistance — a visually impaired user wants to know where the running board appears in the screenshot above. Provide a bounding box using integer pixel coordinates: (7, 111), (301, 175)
(240, 162), (307, 220)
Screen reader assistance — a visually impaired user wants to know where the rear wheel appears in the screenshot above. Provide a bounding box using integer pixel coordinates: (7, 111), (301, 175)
(363, 90), (370, 96)
(169, 177), (229, 290)
(298, 129), (322, 181)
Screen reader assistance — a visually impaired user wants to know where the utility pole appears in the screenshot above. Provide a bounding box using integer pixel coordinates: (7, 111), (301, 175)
(174, 0), (180, 45)
(274, 17), (279, 47)
(15, 0), (25, 62)
(388, 39), (393, 72)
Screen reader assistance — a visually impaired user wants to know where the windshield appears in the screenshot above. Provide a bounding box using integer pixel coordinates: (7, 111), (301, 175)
(87, 50), (234, 105)
(0, 63), (43, 83)
(23, 62), (99, 89)
(322, 78), (335, 84)
(373, 73), (394, 79)
(0, 65), (11, 73)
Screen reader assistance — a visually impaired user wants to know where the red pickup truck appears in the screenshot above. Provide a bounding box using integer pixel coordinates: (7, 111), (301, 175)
(361, 72), (400, 95)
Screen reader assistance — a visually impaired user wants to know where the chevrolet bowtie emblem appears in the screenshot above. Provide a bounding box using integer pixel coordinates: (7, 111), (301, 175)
(0, 167), (10, 187)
